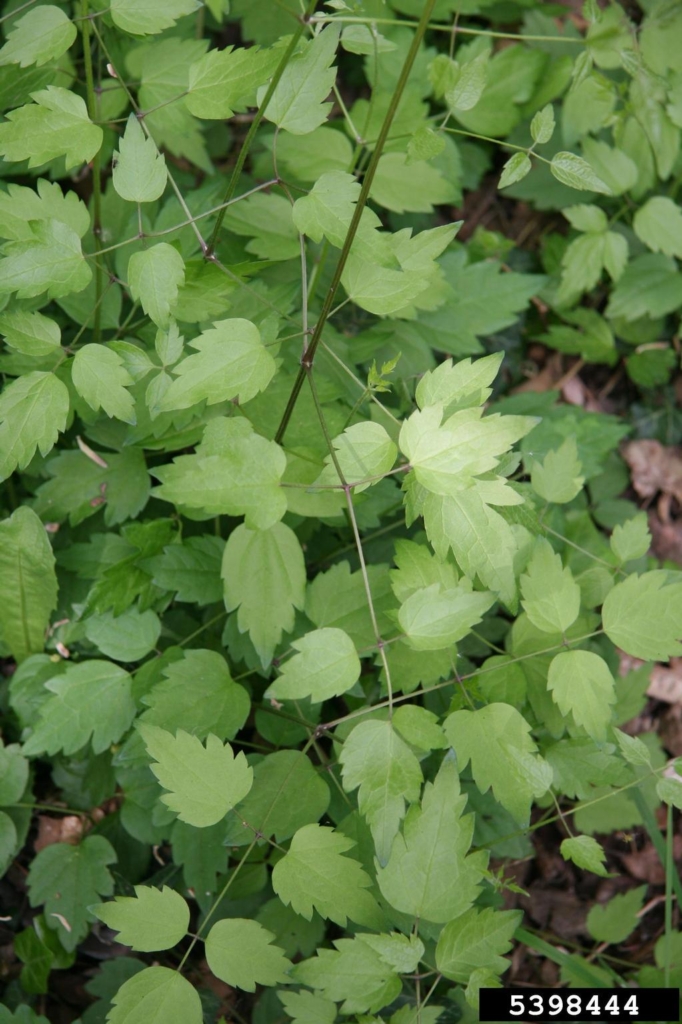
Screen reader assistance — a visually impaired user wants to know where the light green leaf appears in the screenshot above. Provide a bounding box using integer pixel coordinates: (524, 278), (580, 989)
(0, 310), (61, 355)
(564, 204), (608, 234)
(262, 25), (340, 135)
(633, 196), (682, 259)
(0, 220), (91, 300)
(657, 776), (682, 810)
(444, 703), (551, 824)
(0, 508), (57, 662)
(550, 151), (613, 194)
(266, 627), (360, 703)
(111, 0), (199, 35)
(339, 719), (422, 864)
(108, 966), (202, 1024)
(610, 514), (651, 563)
(279, 991), (337, 1024)
(0, 179), (90, 242)
(376, 758), (487, 923)
(206, 919), (291, 992)
(560, 834), (609, 876)
(0, 87), (102, 170)
(22, 660), (135, 756)
(370, 151), (457, 215)
(128, 243), (185, 329)
(531, 437), (584, 504)
(602, 570), (682, 660)
(292, 170), (382, 258)
(406, 125), (445, 164)
(157, 318), (275, 410)
(445, 51), (489, 112)
(587, 886), (646, 944)
(416, 353), (503, 414)
(139, 723), (253, 827)
(614, 729), (652, 767)
(112, 115), (167, 204)
(272, 823), (377, 927)
(143, 535), (223, 606)
(498, 152), (531, 189)
(84, 607), (161, 662)
(436, 906), (521, 983)
(398, 581), (494, 651)
(359, 933), (424, 974)
(92, 886), (189, 952)
(27, 836), (116, 951)
(314, 421), (397, 493)
(72, 344), (136, 423)
(530, 104), (555, 144)
(340, 23), (395, 55)
(520, 539), (581, 634)
(0, 6), (76, 68)
(222, 191), (298, 260)
(292, 937), (400, 1016)
(187, 44), (281, 119)
(222, 522), (306, 667)
(392, 705), (446, 751)
(0, 740), (29, 805)
(548, 651), (615, 742)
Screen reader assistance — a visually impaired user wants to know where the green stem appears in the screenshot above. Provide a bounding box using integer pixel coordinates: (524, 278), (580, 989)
(665, 800), (673, 987)
(80, 0), (103, 343)
(308, 14), (584, 44)
(275, 0), (439, 445)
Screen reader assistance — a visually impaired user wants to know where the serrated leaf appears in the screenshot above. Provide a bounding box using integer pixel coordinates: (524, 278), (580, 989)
(206, 918), (291, 992)
(266, 627), (360, 703)
(0, 6), (76, 69)
(111, 0), (199, 36)
(445, 51), (488, 112)
(0, 740), (29, 805)
(657, 776), (682, 810)
(187, 44), (280, 119)
(128, 243), (185, 329)
(436, 906), (521, 983)
(406, 125), (445, 164)
(444, 703), (551, 824)
(84, 607), (160, 662)
(112, 115), (167, 204)
(560, 834), (609, 876)
(92, 886), (189, 952)
(0, 310), (61, 355)
(22, 660), (135, 756)
(157, 318), (275, 410)
(614, 729), (651, 767)
(0, 220), (91, 300)
(313, 421), (398, 493)
(0, 179), (90, 242)
(530, 104), (555, 144)
(0, 508), (57, 662)
(531, 437), (584, 504)
(272, 823), (377, 927)
(107, 966), (202, 1024)
(602, 570), (682, 660)
(142, 535), (223, 605)
(376, 758), (487, 924)
(550, 151), (613, 194)
(72, 344), (136, 423)
(520, 538), (581, 634)
(499, 152), (531, 189)
(398, 581), (494, 651)
(278, 991), (336, 1024)
(586, 886), (646, 944)
(261, 25), (339, 135)
(633, 196), (682, 259)
(0, 87), (102, 170)
(222, 522), (306, 667)
(610, 514), (651, 564)
(548, 651), (615, 742)
(139, 723), (253, 827)
(292, 937), (400, 1016)
(359, 933), (424, 974)
(27, 836), (116, 951)
(339, 719), (422, 864)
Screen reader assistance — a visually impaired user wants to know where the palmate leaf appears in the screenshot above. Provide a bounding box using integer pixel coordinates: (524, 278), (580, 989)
(0, 220), (91, 300)
(261, 25), (340, 135)
(108, 966), (202, 1024)
(93, 886), (189, 952)
(0, 6), (76, 68)
(187, 44), (281, 119)
(0, 508), (58, 662)
(112, 115), (167, 204)
(0, 87), (102, 170)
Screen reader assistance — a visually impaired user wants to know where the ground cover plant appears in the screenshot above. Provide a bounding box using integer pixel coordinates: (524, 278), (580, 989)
(1, 0), (682, 1020)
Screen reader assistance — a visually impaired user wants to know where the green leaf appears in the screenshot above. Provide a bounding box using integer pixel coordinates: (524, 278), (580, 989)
(272, 823), (377, 927)
(416, 353), (503, 414)
(0, 87), (102, 170)
(520, 539), (581, 634)
(498, 152), (531, 189)
(614, 729), (652, 768)
(436, 906), (521, 983)
(531, 437), (584, 504)
(107, 966), (202, 1024)
(222, 522), (306, 667)
(187, 44), (281, 119)
(370, 152), (457, 214)
(292, 170), (382, 257)
(0, 740), (29, 804)
(657, 776), (682, 810)
(548, 651), (616, 742)
(262, 25), (340, 135)
(586, 886), (646, 944)
(142, 535), (224, 605)
(205, 918), (291, 992)
(445, 51), (489, 112)
(139, 723), (253, 827)
(84, 607), (161, 662)
(22, 660), (135, 756)
(157, 318), (275, 410)
(110, 0), (199, 36)
(398, 581), (495, 651)
(444, 703), (552, 824)
(376, 758), (487, 924)
(606, 255), (682, 321)
(92, 886), (189, 952)
(0, 220), (91, 299)
(0, 507), (57, 661)
(392, 704), (446, 751)
(112, 115), (167, 204)
(27, 836), (116, 951)
(279, 991), (336, 1024)
(560, 834), (609, 876)
(530, 104), (555, 144)
(406, 126), (445, 164)
(633, 196), (682, 259)
(0, 310), (61, 355)
(72, 344), (136, 423)
(128, 243), (185, 328)
(359, 933), (424, 974)
(292, 937), (401, 1016)
(610, 514), (651, 563)
(602, 570), (682, 660)
(0, 179), (90, 242)
(550, 151), (613, 194)
(314, 421), (398, 493)
(266, 627), (360, 703)
(339, 719), (423, 864)
(0, 6), (76, 68)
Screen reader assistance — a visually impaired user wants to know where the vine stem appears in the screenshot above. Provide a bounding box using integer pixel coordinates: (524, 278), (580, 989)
(308, 14), (584, 44)
(274, 0), (439, 445)
(80, 0), (103, 343)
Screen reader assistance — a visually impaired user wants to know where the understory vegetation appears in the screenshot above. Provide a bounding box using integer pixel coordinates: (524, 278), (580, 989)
(1, 0), (682, 1021)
